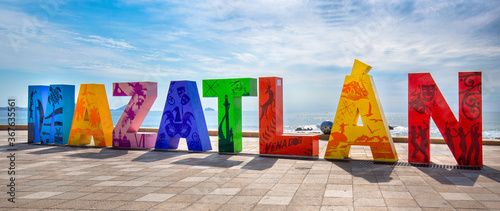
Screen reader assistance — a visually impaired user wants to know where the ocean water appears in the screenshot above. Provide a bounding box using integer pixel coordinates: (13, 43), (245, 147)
(3, 109), (500, 139)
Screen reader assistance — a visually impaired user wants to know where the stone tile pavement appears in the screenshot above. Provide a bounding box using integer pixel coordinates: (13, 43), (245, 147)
(1, 131), (500, 210)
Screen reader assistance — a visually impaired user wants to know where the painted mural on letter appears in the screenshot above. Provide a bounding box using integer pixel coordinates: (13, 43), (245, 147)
(408, 72), (482, 166)
(113, 82), (157, 148)
(203, 78), (257, 153)
(325, 59), (398, 161)
(155, 81), (212, 151)
(259, 77), (319, 156)
(28, 85), (74, 144)
(68, 84), (113, 147)
(28, 86), (48, 144)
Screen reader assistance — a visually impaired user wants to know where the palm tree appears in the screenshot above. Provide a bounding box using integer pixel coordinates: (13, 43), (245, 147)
(48, 87), (62, 143)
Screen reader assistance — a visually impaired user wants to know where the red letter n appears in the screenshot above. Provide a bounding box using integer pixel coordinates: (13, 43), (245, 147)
(408, 72), (482, 166)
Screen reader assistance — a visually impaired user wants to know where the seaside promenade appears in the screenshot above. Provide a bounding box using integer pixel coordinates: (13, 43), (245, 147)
(1, 131), (500, 210)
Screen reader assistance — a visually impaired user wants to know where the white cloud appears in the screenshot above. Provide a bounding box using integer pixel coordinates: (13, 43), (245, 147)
(233, 53), (257, 63)
(141, 51), (182, 62)
(75, 35), (135, 49)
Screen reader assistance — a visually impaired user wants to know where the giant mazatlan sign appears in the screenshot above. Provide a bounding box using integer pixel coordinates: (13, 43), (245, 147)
(27, 60), (483, 166)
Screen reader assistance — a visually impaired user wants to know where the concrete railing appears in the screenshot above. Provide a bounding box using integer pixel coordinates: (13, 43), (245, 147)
(2, 125), (499, 145)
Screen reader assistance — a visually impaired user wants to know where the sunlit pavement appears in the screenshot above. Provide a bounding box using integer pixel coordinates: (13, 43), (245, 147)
(1, 131), (500, 210)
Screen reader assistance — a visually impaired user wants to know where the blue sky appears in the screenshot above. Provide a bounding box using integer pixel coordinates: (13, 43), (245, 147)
(1, 0), (500, 113)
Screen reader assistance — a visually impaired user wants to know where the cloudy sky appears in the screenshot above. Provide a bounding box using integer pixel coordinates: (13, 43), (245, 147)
(1, 0), (499, 113)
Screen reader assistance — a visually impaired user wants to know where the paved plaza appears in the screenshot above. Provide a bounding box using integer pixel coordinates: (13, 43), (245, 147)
(1, 131), (500, 210)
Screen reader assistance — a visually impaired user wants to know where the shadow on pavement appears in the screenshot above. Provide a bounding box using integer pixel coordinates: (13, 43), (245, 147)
(171, 154), (244, 168)
(327, 159), (397, 183)
(169, 153), (278, 171)
(27, 145), (86, 154)
(65, 148), (128, 159)
(1, 143), (59, 152)
(326, 158), (500, 187)
(132, 150), (186, 162)
(416, 165), (500, 187)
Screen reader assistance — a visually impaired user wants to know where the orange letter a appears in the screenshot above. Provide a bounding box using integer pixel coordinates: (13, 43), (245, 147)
(68, 84), (114, 147)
